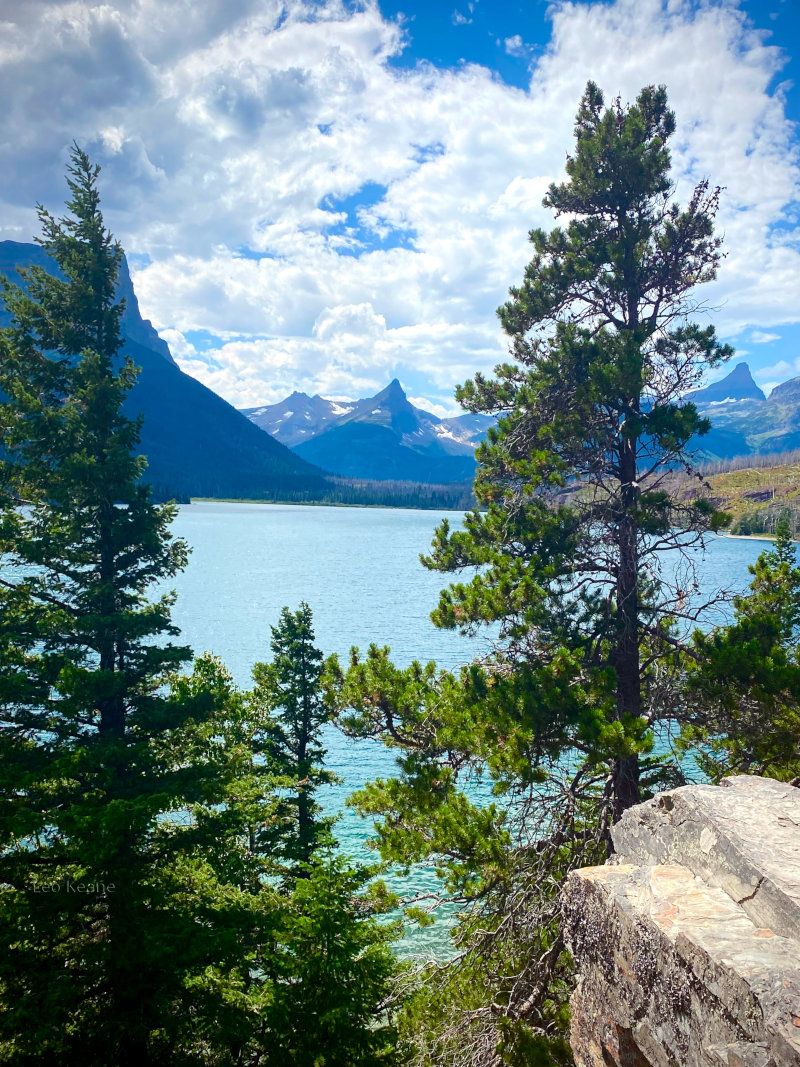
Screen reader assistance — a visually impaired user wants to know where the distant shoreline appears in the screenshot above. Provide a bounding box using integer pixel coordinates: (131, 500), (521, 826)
(723, 531), (799, 543)
(188, 496), (468, 512)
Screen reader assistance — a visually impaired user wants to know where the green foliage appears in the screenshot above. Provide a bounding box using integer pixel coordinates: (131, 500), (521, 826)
(0, 149), (274, 1065)
(326, 82), (740, 1066)
(680, 513), (800, 781)
(0, 150), (400, 1065)
(729, 504), (800, 538)
(324, 645), (608, 1065)
(246, 606), (401, 1064)
(731, 512), (755, 536)
(427, 82), (732, 816)
(199, 480), (475, 510)
(249, 604), (337, 872)
(261, 854), (401, 1067)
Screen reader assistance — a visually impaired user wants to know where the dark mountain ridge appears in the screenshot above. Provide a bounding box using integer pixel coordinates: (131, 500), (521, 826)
(0, 241), (325, 500)
(0, 240), (175, 365)
(684, 361), (800, 460)
(685, 361), (765, 406)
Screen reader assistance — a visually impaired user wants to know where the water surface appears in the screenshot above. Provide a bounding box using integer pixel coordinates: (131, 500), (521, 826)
(167, 501), (769, 950)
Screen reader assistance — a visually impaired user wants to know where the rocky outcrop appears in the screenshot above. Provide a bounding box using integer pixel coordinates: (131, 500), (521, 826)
(562, 776), (800, 1067)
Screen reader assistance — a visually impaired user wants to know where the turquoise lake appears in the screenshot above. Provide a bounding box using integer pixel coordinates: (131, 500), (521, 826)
(168, 502), (498, 851)
(167, 501), (770, 951)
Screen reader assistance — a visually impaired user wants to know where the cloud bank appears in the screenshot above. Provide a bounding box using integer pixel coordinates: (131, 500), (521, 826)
(0, 0), (797, 410)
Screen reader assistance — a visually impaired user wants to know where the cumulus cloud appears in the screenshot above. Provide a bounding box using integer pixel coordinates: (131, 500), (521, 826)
(757, 357), (800, 380)
(408, 396), (463, 418)
(0, 0), (797, 409)
(504, 34), (527, 57)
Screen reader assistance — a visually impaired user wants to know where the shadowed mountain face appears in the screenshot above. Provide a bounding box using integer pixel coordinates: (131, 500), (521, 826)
(0, 242), (325, 500)
(685, 361), (766, 406)
(0, 241), (176, 364)
(243, 379), (494, 483)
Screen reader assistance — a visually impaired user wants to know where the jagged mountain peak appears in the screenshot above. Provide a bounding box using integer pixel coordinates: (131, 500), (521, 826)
(686, 361), (765, 407)
(381, 377), (405, 397)
(367, 378), (412, 412)
(240, 390), (346, 446)
(242, 380), (493, 483)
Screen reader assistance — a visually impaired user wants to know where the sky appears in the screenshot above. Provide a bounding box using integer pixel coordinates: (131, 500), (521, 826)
(0, 0), (798, 415)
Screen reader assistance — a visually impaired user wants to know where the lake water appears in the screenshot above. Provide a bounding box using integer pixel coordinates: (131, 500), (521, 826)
(168, 502), (498, 846)
(167, 501), (769, 951)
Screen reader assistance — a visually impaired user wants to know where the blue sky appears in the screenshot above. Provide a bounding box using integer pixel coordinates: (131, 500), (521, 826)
(369, 0), (800, 403)
(381, 0), (799, 104)
(0, 0), (798, 412)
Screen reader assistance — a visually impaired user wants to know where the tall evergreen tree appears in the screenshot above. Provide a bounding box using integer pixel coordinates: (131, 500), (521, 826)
(260, 855), (401, 1067)
(0, 149), (401, 1066)
(249, 603), (335, 872)
(426, 80), (731, 817)
(0, 148), (271, 1066)
(246, 604), (401, 1065)
(325, 84), (735, 1064)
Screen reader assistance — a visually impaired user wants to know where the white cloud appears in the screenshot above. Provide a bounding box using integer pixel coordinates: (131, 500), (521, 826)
(408, 396), (463, 418)
(749, 330), (781, 344)
(0, 0), (797, 409)
(452, 4), (476, 26)
(504, 34), (526, 57)
(756, 357), (800, 380)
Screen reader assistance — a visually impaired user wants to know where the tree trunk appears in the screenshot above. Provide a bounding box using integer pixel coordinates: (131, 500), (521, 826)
(613, 434), (642, 820)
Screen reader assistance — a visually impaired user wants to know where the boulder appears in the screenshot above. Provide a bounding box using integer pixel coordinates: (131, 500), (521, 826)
(562, 777), (800, 1067)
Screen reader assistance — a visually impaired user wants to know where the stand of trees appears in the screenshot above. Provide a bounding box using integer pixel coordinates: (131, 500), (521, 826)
(2, 90), (799, 1067)
(680, 511), (800, 783)
(0, 148), (398, 1066)
(192, 478), (475, 511)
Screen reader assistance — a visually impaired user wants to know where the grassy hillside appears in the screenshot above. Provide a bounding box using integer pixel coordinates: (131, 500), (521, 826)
(674, 451), (800, 536)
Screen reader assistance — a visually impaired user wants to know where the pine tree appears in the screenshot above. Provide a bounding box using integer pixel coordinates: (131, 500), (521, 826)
(0, 149), (402, 1066)
(247, 604), (401, 1064)
(325, 84), (735, 1065)
(249, 603), (335, 872)
(0, 148), (271, 1066)
(261, 855), (401, 1067)
(680, 512), (800, 781)
(426, 81), (732, 817)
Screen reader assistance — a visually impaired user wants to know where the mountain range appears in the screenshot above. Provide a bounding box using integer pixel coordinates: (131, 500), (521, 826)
(244, 361), (800, 481)
(0, 241), (325, 501)
(685, 362), (800, 459)
(242, 380), (494, 483)
(3, 237), (798, 497)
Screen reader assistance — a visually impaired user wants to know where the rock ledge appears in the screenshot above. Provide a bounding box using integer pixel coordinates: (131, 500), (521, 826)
(562, 776), (800, 1067)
